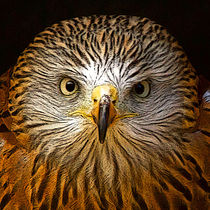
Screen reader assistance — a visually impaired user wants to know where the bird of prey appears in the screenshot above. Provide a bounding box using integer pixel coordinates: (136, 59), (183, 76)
(0, 15), (209, 210)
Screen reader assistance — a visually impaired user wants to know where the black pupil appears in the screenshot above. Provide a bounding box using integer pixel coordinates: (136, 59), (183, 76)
(66, 81), (75, 92)
(135, 83), (144, 94)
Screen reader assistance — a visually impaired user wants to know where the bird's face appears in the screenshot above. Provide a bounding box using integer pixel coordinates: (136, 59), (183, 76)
(8, 16), (199, 177)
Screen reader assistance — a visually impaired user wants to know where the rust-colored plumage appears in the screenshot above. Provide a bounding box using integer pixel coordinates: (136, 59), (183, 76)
(0, 15), (209, 209)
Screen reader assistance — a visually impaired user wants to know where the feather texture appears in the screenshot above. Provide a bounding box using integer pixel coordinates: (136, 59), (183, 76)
(0, 15), (209, 209)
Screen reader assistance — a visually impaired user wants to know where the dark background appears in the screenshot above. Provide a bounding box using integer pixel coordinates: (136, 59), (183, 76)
(0, 0), (209, 79)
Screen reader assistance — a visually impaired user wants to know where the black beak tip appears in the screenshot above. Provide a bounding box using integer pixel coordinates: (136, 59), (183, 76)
(98, 95), (110, 144)
(99, 138), (105, 144)
(99, 132), (106, 144)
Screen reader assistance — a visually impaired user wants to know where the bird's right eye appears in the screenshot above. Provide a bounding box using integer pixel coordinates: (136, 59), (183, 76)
(60, 78), (78, 96)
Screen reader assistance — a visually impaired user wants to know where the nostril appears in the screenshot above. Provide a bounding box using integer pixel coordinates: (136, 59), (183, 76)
(94, 99), (97, 103)
(112, 100), (116, 105)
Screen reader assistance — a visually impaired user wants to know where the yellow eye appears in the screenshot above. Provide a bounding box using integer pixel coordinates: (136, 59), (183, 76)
(60, 78), (78, 95)
(133, 81), (150, 97)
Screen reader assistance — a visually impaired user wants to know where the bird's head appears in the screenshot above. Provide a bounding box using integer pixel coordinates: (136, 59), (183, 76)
(8, 16), (199, 176)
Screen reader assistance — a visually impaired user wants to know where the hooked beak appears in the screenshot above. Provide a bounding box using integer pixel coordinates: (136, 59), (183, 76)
(91, 85), (117, 144)
(92, 95), (116, 143)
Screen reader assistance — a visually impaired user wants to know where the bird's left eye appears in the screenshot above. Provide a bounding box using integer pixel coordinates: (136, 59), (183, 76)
(133, 81), (150, 97)
(60, 78), (78, 95)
